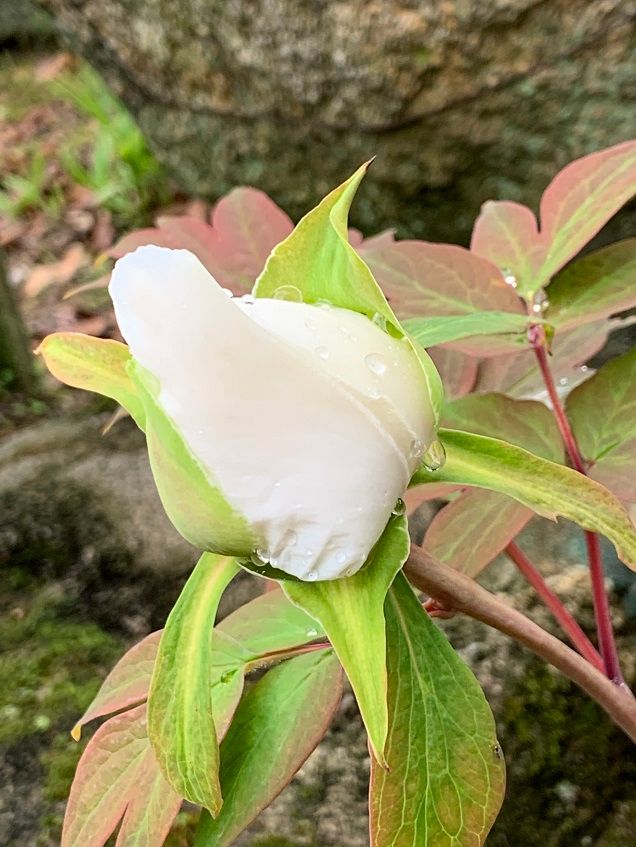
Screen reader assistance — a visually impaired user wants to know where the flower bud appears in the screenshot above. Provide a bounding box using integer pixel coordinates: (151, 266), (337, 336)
(109, 244), (437, 580)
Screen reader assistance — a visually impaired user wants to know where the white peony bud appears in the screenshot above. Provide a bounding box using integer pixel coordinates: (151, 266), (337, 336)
(109, 245), (436, 580)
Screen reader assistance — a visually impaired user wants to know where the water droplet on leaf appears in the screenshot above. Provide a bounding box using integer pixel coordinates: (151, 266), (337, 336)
(392, 498), (406, 516)
(422, 439), (446, 471)
(273, 284), (303, 302)
(305, 627), (318, 638)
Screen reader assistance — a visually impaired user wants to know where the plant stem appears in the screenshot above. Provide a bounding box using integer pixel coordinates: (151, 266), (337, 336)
(505, 541), (604, 672)
(405, 544), (636, 744)
(531, 330), (624, 685)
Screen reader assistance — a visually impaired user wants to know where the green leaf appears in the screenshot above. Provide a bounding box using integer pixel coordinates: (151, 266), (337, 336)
(566, 348), (636, 504)
(253, 163), (443, 420)
(411, 429), (636, 571)
(546, 240), (636, 331)
(194, 650), (343, 847)
(403, 311), (534, 349)
(424, 489), (533, 577)
(370, 573), (505, 846)
(148, 553), (238, 815)
(130, 363), (256, 555)
(37, 333), (145, 428)
(441, 393), (564, 462)
(282, 513), (410, 765)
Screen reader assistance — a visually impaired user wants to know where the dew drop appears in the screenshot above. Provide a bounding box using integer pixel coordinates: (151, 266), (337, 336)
(220, 670), (234, 684)
(501, 267), (517, 288)
(371, 312), (388, 332)
(286, 530), (298, 546)
(368, 385), (382, 399)
(336, 550), (348, 565)
(365, 353), (387, 375)
(240, 294), (256, 305)
(409, 438), (423, 461)
(559, 377), (569, 386)
(273, 284), (303, 302)
(580, 365), (589, 373)
(305, 627), (319, 638)
(422, 439), (446, 471)
(315, 346), (329, 360)
(306, 571), (318, 582)
(255, 547), (270, 564)
(392, 498), (406, 516)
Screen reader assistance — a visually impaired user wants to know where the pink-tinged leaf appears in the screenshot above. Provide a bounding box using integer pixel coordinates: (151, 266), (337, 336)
(72, 632), (161, 740)
(110, 188), (293, 294)
(424, 489), (533, 577)
(546, 239), (636, 331)
(62, 704), (150, 847)
(539, 140), (636, 285)
(405, 483), (461, 516)
(470, 200), (544, 293)
(115, 745), (182, 847)
(370, 573), (505, 846)
(441, 393), (564, 462)
(357, 228), (396, 251)
(474, 316), (633, 397)
(566, 349), (636, 504)
(428, 346), (478, 401)
(194, 650), (343, 847)
(363, 241), (525, 355)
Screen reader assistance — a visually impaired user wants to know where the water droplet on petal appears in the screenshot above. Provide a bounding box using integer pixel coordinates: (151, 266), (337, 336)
(306, 571), (318, 582)
(368, 385), (382, 399)
(315, 346), (329, 360)
(255, 547), (270, 564)
(336, 550), (348, 565)
(305, 627), (319, 638)
(365, 353), (387, 375)
(240, 294), (256, 305)
(273, 284), (303, 302)
(409, 438), (423, 461)
(421, 439), (446, 471)
(392, 498), (406, 516)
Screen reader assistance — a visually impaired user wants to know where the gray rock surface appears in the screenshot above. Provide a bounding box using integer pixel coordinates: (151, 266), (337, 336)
(41, 0), (636, 241)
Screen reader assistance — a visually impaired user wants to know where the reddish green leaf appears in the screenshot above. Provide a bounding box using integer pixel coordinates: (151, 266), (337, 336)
(62, 704), (181, 847)
(72, 631), (161, 740)
(474, 316), (631, 397)
(428, 346), (478, 401)
(362, 240), (525, 355)
(566, 349), (636, 504)
(546, 240), (636, 331)
(424, 489), (533, 577)
(148, 554), (238, 815)
(114, 743), (183, 847)
(370, 573), (505, 846)
(194, 650), (343, 847)
(538, 140), (636, 287)
(440, 393), (564, 462)
(470, 199), (543, 294)
(110, 188), (293, 293)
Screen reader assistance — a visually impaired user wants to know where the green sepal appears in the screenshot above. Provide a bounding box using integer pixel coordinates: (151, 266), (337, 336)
(280, 513), (410, 766)
(129, 361), (256, 556)
(37, 332), (146, 429)
(253, 163), (444, 422)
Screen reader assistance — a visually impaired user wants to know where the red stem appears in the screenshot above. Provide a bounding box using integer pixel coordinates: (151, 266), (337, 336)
(505, 541), (604, 672)
(532, 334), (624, 684)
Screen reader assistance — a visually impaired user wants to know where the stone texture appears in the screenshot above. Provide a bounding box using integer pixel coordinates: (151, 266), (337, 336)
(41, 0), (636, 242)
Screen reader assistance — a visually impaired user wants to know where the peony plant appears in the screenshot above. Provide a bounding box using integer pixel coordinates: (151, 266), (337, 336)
(39, 146), (636, 846)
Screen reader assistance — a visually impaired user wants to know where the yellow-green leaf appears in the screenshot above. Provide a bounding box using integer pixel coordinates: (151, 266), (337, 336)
(281, 513), (409, 765)
(147, 553), (238, 816)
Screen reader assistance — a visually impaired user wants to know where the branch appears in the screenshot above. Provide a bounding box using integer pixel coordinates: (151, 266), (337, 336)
(404, 544), (636, 744)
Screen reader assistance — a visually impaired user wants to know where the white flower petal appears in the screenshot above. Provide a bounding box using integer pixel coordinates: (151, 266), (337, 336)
(110, 246), (431, 580)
